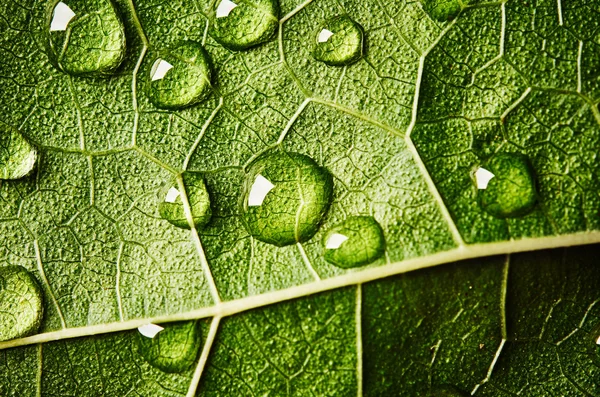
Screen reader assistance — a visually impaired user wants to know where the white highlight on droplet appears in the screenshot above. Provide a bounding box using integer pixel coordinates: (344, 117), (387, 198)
(216, 0), (238, 18)
(318, 29), (334, 43)
(475, 167), (495, 189)
(165, 187), (180, 203)
(248, 174), (275, 206)
(151, 59), (174, 81)
(50, 2), (76, 32)
(138, 323), (164, 338)
(326, 233), (349, 249)
(596, 335), (600, 345)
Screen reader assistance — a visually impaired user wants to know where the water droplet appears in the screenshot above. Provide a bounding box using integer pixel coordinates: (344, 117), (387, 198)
(476, 152), (537, 218)
(421, 0), (463, 21)
(426, 386), (468, 396)
(0, 266), (44, 341)
(158, 172), (212, 229)
(137, 323), (164, 338)
(147, 41), (213, 110)
(45, 0), (126, 76)
(323, 216), (385, 268)
(137, 321), (202, 373)
(240, 151), (333, 247)
(0, 126), (37, 180)
(209, 0), (279, 51)
(312, 15), (365, 67)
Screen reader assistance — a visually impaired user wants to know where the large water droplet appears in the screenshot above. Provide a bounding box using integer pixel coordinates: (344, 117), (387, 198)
(209, 0), (279, 51)
(312, 15), (365, 67)
(240, 151), (333, 247)
(475, 152), (537, 218)
(45, 0), (126, 76)
(0, 266), (44, 341)
(426, 386), (468, 396)
(0, 126), (37, 180)
(323, 216), (385, 268)
(158, 172), (212, 229)
(147, 41), (213, 110)
(137, 321), (202, 373)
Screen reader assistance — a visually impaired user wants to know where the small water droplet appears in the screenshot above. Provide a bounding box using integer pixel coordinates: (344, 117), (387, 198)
(0, 126), (37, 180)
(312, 15), (365, 66)
(137, 323), (164, 338)
(476, 152), (537, 218)
(45, 0), (126, 76)
(240, 150), (333, 247)
(421, 0), (464, 22)
(158, 172), (212, 229)
(137, 321), (202, 373)
(209, 0), (279, 51)
(323, 216), (385, 268)
(0, 266), (44, 341)
(147, 41), (213, 110)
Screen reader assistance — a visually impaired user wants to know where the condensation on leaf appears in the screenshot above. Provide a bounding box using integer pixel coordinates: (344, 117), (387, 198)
(476, 152), (537, 219)
(240, 150), (333, 247)
(420, 0), (470, 22)
(209, 0), (279, 51)
(312, 15), (365, 67)
(147, 41), (213, 110)
(0, 125), (37, 180)
(137, 321), (202, 373)
(323, 216), (385, 268)
(45, 0), (126, 76)
(0, 266), (44, 342)
(158, 172), (212, 230)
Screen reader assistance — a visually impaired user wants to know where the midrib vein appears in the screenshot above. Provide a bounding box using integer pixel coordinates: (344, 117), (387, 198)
(4, 231), (600, 350)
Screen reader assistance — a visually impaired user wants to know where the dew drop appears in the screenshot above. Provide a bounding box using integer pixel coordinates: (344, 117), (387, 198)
(147, 41), (213, 110)
(476, 152), (537, 218)
(45, 0), (126, 76)
(137, 323), (164, 338)
(209, 0), (279, 51)
(421, 0), (464, 22)
(0, 126), (37, 180)
(0, 266), (44, 341)
(323, 216), (385, 268)
(240, 150), (333, 247)
(137, 321), (202, 373)
(158, 172), (212, 229)
(312, 15), (365, 67)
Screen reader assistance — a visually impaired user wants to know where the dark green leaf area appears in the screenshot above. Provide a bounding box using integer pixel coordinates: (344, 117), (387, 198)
(158, 172), (212, 230)
(45, 0), (126, 76)
(424, 385), (469, 396)
(240, 150), (334, 247)
(137, 321), (202, 373)
(363, 255), (505, 396)
(477, 152), (537, 219)
(147, 41), (213, 110)
(0, 266), (44, 342)
(0, 124), (37, 180)
(312, 15), (365, 67)
(323, 216), (385, 268)
(209, 0), (279, 51)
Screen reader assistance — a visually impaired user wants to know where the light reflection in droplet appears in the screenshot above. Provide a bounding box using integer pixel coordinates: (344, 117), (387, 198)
(164, 187), (180, 203)
(50, 2), (76, 32)
(318, 29), (334, 43)
(247, 174), (275, 207)
(216, 0), (238, 18)
(474, 167), (495, 189)
(325, 233), (348, 249)
(596, 335), (600, 345)
(138, 323), (164, 338)
(150, 59), (174, 81)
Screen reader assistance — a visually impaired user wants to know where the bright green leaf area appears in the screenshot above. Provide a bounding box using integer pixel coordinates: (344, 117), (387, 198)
(2, 244), (600, 395)
(0, 0), (599, 374)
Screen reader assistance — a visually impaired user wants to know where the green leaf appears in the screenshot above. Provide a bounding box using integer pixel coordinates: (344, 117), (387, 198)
(2, 244), (600, 395)
(0, 0), (600, 391)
